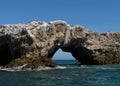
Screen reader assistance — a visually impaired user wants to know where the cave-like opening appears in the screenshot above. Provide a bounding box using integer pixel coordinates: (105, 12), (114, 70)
(0, 43), (13, 65)
(52, 49), (77, 65)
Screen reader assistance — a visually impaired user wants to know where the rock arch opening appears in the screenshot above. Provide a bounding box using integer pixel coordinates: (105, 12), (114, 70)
(52, 49), (76, 65)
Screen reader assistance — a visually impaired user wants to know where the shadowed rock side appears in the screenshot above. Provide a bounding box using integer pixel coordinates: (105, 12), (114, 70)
(0, 20), (120, 69)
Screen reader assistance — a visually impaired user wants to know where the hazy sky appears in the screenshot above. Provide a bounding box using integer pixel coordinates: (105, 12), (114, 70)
(0, 0), (120, 60)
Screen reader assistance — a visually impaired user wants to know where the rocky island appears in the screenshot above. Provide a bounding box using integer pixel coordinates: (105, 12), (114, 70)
(0, 20), (120, 70)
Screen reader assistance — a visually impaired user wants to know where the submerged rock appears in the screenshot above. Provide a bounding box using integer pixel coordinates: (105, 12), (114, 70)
(0, 20), (120, 70)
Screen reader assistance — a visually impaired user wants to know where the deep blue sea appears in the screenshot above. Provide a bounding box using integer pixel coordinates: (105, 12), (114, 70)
(0, 60), (120, 86)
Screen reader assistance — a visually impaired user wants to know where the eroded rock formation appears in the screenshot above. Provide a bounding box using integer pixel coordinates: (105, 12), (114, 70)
(0, 20), (120, 69)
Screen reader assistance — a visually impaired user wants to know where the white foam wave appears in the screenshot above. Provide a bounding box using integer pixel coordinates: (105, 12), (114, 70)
(80, 65), (120, 70)
(0, 68), (15, 72)
(0, 65), (67, 72)
(55, 66), (67, 69)
(96, 66), (120, 70)
(0, 64), (27, 72)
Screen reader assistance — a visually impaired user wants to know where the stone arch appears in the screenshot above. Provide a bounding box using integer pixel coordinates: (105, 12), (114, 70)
(47, 44), (99, 65)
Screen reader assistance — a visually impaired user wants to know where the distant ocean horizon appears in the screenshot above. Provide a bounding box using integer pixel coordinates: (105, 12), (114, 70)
(0, 60), (120, 86)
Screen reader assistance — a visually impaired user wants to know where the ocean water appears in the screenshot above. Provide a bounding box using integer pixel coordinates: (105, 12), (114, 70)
(0, 60), (120, 86)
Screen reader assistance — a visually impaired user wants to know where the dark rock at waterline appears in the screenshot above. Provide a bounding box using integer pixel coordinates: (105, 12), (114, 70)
(0, 20), (120, 69)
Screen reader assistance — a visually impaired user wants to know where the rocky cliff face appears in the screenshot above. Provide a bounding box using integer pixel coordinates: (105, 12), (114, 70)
(0, 20), (120, 69)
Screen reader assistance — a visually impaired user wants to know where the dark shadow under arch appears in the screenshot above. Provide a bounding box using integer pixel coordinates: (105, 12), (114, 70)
(0, 43), (13, 65)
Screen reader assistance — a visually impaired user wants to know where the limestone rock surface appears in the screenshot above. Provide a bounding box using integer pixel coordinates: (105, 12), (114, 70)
(0, 20), (120, 69)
